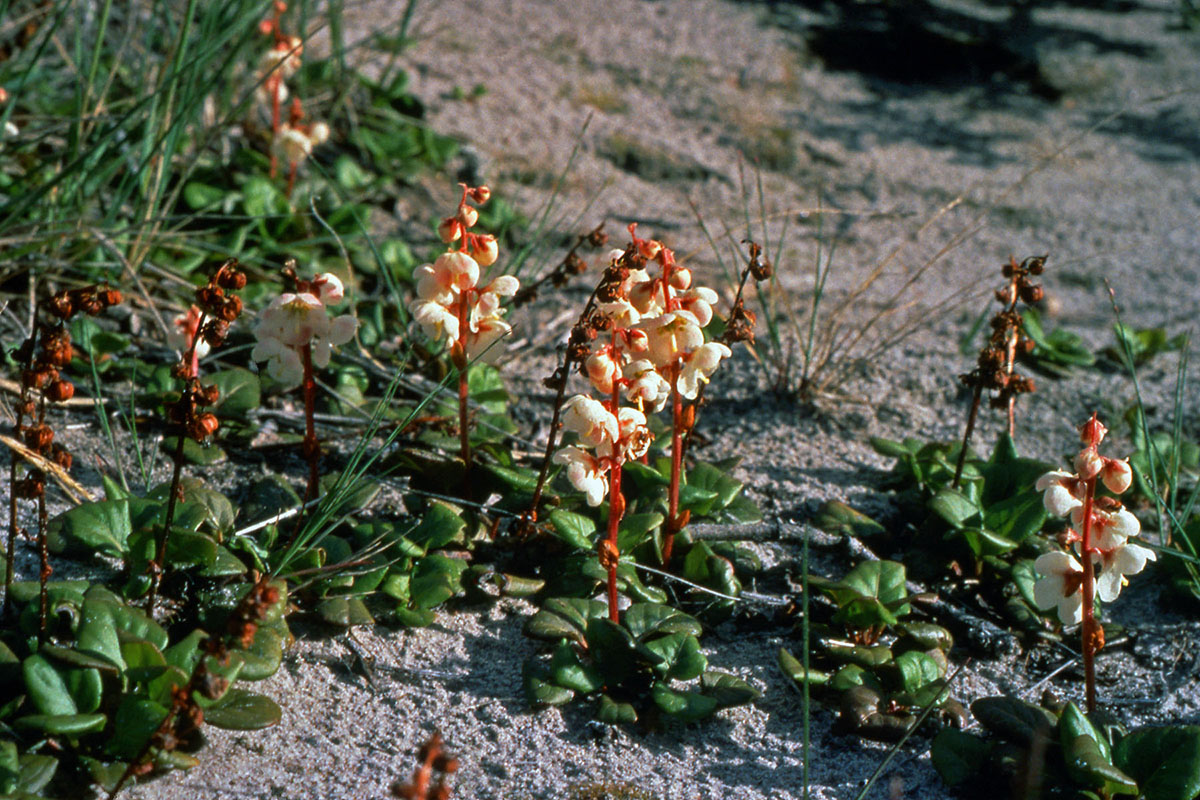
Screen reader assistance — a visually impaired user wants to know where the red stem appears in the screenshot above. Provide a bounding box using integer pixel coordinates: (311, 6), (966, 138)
(301, 343), (319, 503)
(606, 463), (623, 624)
(456, 290), (472, 481)
(1080, 475), (1098, 713)
(663, 364), (683, 564)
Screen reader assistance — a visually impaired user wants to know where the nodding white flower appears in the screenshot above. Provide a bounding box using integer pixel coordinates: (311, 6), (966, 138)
(167, 306), (212, 361)
(273, 121), (329, 166)
(676, 286), (719, 327)
(553, 446), (609, 506)
(1033, 551), (1085, 625)
(471, 234), (499, 267)
(260, 36), (304, 79)
(1075, 447), (1104, 481)
(678, 342), (732, 399)
(1094, 541), (1156, 602)
(1072, 504), (1140, 551)
(1036, 470), (1085, 517)
(561, 395), (619, 449)
(643, 310), (704, 367)
(1101, 458), (1133, 495)
(614, 406), (653, 460)
(412, 300), (459, 343)
(624, 359), (671, 412)
(465, 315), (511, 362)
(669, 268), (692, 291)
(586, 350), (622, 395)
(597, 298), (642, 328)
(252, 278), (357, 389)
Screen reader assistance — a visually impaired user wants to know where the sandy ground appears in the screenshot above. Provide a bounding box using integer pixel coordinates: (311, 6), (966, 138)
(17, 0), (1200, 798)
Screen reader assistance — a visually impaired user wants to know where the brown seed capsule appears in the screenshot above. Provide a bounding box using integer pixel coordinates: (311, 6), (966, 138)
(47, 292), (74, 319)
(201, 382), (221, 405)
(587, 227), (609, 248)
(25, 425), (53, 451)
(46, 380), (74, 402)
(1020, 283), (1044, 304)
(217, 267), (247, 290)
(220, 295), (243, 322)
(99, 288), (122, 307)
(202, 319), (229, 347)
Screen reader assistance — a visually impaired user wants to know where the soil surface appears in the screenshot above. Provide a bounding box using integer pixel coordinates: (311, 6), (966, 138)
(16, 0), (1200, 798)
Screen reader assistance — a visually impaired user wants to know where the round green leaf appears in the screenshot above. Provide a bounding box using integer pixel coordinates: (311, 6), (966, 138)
(23, 655), (76, 716)
(1114, 726), (1200, 800)
(203, 688), (282, 730)
(932, 728), (991, 786)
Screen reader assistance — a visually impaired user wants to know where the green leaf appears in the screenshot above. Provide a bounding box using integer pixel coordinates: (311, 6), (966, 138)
(183, 181), (225, 210)
(595, 694), (637, 725)
(409, 554), (466, 609)
(408, 502), (466, 550)
(47, 499), (132, 558)
(813, 500), (886, 538)
(651, 684), (719, 723)
(586, 618), (642, 686)
(931, 729), (991, 786)
(895, 650), (944, 694)
(549, 643), (603, 694)
(930, 489), (982, 529)
(1061, 701), (1111, 760)
(107, 697), (169, 760)
(971, 696), (1057, 745)
(15, 713), (107, 735)
(643, 633), (707, 681)
(895, 622), (954, 652)
(838, 560), (908, 608)
(523, 662), (574, 707)
(623, 604), (702, 640)
(315, 596), (374, 627)
(778, 648), (830, 686)
(203, 688), (282, 730)
(207, 368), (261, 419)
(686, 462), (743, 510)
(617, 512), (663, 552)
(830, 664), (882, 693)
(700, 671), (759, 707)
(548, 509), (595, 551)
(1064, 733), (1139, 795)
(236, 627), (283, 681)
(523, 597), (607, 642)
(23, 655), (77, 716)
(1114, 726), (1200, 800)
(982, 491), (1047, 546)
(869, 436), (918, 458)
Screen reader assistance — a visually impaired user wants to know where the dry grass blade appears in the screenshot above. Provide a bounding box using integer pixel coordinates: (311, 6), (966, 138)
(0, 434), (96, 504)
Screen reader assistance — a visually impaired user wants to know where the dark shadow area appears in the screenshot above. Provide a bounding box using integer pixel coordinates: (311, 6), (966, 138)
(1088, 103), (1200, 164)
(743, 0), (1157, 97)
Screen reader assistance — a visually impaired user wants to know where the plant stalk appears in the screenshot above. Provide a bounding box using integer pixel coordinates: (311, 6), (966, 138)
(951, 386), (983, 489)
(663, 368), (683, 564)
(301, 343), (319, 503)
(1079, 474), (1098, 713)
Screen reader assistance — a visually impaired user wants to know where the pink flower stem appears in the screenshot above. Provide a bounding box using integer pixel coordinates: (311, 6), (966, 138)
(1079, 473), (1099, 713)
(663, 363), (683, 565)
(300, 343), (319, 504)
(605, 329), (625, 624)
(455, 289), (472, 484)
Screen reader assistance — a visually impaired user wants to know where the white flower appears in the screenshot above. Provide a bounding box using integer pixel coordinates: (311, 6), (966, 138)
(1033, 551), (1085, 625)
(1072, 505), (1140, 551)
(252, 279), (357, 389)
(677, 286), (719, 327)
(642, 310), (704, 368)
(412, 300), (459, 343)
(561, 395), (618, 449)
(678, 342), (732, 399)
(465, 316), (511, 362)
(614, 406), (652, 460)
(1094, 542), (1156, 602)
(1101, 458), (1133, 495)
(1036, 470), (1084, 517)
(586, 350), (621, 395)
(624, 359), (670, 412)
(553, 446), (608, 506)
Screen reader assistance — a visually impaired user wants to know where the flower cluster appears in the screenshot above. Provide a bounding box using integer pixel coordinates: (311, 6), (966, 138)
(169, 261), (248, 443)
(411, 185), (518, 363)
(256, 2), (327, 190)
(1033, 415), (1152, 625)
(252, 268), (356, 388)
(553, 227), (731, 507)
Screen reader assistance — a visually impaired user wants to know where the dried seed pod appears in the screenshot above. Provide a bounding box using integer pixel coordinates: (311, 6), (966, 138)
(46, 380), (74, 402)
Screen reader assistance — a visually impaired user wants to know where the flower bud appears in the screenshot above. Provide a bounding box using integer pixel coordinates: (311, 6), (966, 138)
(457, 204), (479, 229)
(1101, 458), (1132, 495)
(1079, 415), (1107, 446)
(669, 267), (692, 291)
(438, 217), (462, 243)
(469, 185), (491, 204)
(100, 288), (122, 307)
(471, 233), (499, 267)
(1075, 446), (1103, 481)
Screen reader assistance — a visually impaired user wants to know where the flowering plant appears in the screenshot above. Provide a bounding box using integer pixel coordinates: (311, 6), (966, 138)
(410, 184), (518, 475)
(1033, 413), (1152, 711)
(253, 265), (356, 503)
